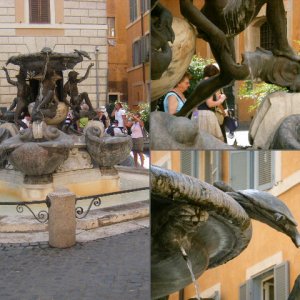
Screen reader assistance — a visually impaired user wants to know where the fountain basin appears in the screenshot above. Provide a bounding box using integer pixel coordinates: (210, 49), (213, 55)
(0, 167), (120, 201)
(0, 125), (73, 183)
(151, 166), (252, 299)
(85, 127), (133, 167)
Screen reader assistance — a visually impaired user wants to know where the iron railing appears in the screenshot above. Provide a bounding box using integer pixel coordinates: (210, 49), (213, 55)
(0, 198), (51, 223)
(0, 187), (149, 223)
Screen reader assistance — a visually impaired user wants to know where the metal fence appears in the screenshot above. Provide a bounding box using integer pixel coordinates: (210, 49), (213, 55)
(0, 187), (149, 223)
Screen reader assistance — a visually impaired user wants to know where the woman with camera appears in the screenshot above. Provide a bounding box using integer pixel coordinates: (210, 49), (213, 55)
(125, 112), (145, 168)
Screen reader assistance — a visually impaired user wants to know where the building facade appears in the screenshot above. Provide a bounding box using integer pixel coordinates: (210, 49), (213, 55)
(126, 0), (150, 107)
(0, 0), (108, 110)
(151, 150), (300, 300)
(107, 0), (129, 103)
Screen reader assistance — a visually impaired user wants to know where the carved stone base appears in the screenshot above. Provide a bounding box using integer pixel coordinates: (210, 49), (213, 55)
(24, 174), (53, 184)
(56, 147), (93, 172)
(99, 166), (118, 176)
(151, 111), (233, 150)
(249, 92), (300, 149)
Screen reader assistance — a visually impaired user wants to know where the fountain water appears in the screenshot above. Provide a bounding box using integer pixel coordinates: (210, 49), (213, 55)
(179, 245), (201, 300)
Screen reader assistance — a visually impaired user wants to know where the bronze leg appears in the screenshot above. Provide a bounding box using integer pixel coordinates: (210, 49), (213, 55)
(266, 0), (299, 60)
(80, 92), (94, 110)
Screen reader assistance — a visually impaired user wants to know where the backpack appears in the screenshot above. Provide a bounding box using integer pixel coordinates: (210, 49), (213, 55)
(106, 125), (115, 136)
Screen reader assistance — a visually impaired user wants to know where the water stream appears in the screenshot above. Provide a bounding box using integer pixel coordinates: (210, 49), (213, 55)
(179, 245), (201, 300)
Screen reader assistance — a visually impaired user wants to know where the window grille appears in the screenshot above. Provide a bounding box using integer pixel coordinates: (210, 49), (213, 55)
(260, 21), (274, 51)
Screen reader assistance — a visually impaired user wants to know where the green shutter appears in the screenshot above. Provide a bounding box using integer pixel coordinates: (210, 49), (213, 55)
(181, 151), (192, 176)
(230, 151), (251, 189)
(254, 151), (275, 190)
(240, 282), (247, 300)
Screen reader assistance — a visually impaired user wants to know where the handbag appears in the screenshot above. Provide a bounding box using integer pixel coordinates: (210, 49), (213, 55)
(224, 115), (238, 132)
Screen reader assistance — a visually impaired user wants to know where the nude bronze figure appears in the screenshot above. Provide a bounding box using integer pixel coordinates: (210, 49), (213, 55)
(2, 67), (31, 125)
(63, 63), (95, 119)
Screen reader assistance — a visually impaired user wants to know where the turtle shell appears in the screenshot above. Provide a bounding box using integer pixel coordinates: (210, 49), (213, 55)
(238, 189), (298, 226)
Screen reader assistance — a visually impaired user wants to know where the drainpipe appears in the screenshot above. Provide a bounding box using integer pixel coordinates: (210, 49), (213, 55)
(95, 46), (100, 109)
(141, 8), (146, 103)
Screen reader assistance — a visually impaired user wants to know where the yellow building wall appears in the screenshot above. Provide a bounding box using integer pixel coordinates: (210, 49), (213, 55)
(107, 0), (129, 101)
(127, 7), (150, 106)
(281, 151), (300, 179)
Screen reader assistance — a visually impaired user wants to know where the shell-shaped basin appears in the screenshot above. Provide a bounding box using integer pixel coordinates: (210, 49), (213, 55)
(0, 125), (73, 176)
(85, 127), (133, 167)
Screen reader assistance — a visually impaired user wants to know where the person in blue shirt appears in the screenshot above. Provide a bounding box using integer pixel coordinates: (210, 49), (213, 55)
(163, 72), (191, 114)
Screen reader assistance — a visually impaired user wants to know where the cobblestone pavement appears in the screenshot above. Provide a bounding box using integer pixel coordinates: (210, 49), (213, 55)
(0, 228), (150, 300)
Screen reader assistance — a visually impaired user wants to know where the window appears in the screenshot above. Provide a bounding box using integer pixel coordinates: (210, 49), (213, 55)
(130, 0), (138, 22)
(262, 277), (274, 300)
(230, 151), (275, 190)
(132, 35), (149, 66)
(180, 151), (199, 178)
(260, 21), (274, 51)
(141, 34), (150, 63)
(239, 262), (289, 300)
(132, 40), (141, 67)
(107, 17), (116, 38)
(108, 93), (121, 103)
(29, 0), (50, 24)
(140, 0), (150, 14)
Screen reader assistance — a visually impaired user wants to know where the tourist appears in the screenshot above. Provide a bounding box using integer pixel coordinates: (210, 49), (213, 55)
(20, 114), (31, 130)
(193, 64), (226, 142)
(111, 102), (126, 131)
(163, 72), (191, 114)
(77, 103), (89, 132)
(124, 112), (144, 168)
(96, 108), (108, 128)
(105, 120), (123, 136)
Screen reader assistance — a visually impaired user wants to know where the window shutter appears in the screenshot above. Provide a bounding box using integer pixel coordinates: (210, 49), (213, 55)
(40, 0), (50, 23)
(140, 35), (149, 63)
(141, 36), (146, 63)
(212, 151), (221, 183)
(181, 151), (192, 176)
(254, 151), (274, 190)
(30, 0), (50, 24)
(213, 291), (220, 300)
(140, 0), (145, 14)
(132, 40), (141, 67)
(230, 151), (251, 190)
(239, 282), (247, 300)
(274, 261), (289, 300)
(30, 0), (39, 23)
(239, 279), (253, 300)
(130, 0), (137, 22)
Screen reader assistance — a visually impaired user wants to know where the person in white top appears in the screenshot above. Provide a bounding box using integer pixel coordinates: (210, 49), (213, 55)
(124, 112), (144, 168)
(111, 102), (126, 130)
